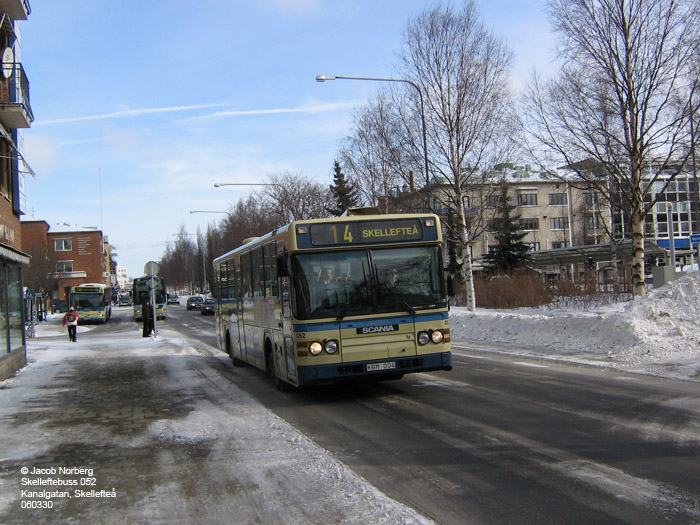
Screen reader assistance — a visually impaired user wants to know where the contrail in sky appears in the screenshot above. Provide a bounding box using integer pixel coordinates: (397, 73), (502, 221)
(180, 101), (358, 122)
(34, 103), (229, 125)
(35, 101), (357, 126)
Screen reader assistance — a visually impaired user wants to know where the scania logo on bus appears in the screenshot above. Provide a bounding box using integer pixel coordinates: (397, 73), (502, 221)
(357, 324), (400, 335)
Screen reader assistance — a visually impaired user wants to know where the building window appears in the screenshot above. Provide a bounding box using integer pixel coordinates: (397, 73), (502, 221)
(525, 242), (540, 251)
(548, 193), (568, 205)
(552, 241), (569, 249)
(484, 195), (498, 208)
(54, 239), (73, 251)
(0, 141), (10, 198)
(56, 261), (74, 273)
(517, 193), (537, 206)
(584, 214), (600, 229)
(518, 218), (539, 231)
(550, 217), (569, 230)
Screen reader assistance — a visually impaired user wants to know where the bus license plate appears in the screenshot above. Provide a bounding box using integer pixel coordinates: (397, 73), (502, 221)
(367, 362), (396, 372)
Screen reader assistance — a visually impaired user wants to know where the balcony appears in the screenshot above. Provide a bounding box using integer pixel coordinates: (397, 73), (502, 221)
(0, 62), (33, 128)
(0, 0), (31, 20)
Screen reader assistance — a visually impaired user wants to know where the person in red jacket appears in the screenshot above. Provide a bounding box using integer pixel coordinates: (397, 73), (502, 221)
(62, 307), (79, 342)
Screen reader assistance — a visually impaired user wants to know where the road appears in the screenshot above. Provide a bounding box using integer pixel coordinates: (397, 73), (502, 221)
(166, 304), (700, 524)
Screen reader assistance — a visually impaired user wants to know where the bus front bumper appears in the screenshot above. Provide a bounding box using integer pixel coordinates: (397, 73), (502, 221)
(296, 352), (452, 386)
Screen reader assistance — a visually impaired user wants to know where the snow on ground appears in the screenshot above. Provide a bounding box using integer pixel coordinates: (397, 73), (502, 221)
(449, 270), (700, 381)
(3, 272), (697, 520)
(6, 314), (432, 524)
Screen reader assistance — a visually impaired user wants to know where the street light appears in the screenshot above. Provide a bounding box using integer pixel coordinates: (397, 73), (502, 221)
(189, 210), (229, 215)
(213, 183), (283, 188)
(315, 74), (430, 183)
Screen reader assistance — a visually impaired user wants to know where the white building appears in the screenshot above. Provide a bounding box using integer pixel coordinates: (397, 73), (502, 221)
(116, 265), (129, 290)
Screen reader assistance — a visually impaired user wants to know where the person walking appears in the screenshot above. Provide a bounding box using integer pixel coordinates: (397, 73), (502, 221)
(62, 307), (79, 342)
(142, 298), (154, 337)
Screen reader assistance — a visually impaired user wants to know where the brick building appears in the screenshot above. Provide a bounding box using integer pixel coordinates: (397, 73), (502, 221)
(0, 0), (33, 381)
(21, 220), (112, 303)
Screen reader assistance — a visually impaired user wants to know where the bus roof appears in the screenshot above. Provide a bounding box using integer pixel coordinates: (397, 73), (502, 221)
(213, 212), (441, 263)
(71, 283), (109, 290)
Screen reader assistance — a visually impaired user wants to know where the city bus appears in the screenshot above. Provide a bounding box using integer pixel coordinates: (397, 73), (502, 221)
(132, 276), (167, 321)
(69, 283), (112, 323)
(213, 209), (452, 389)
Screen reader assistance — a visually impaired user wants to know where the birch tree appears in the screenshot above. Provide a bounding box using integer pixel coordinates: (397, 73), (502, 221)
(522, 0), (700, 296)
(398, 0), (516, 311)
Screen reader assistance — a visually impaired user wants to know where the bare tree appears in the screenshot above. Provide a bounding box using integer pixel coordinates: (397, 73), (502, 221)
(257, 172), (332, 222)
(522, 0), (700, 296)
(398, 0), (516, 310)
(339, 92), (417, 210)
(160, 224), (198, 292)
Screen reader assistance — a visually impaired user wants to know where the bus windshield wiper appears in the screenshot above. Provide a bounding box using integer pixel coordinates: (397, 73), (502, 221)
(376, 281), (416, 317)
(336, 302), (351, 322)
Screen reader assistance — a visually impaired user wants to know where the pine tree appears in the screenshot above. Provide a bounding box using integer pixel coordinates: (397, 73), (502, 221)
(326, 160), (359, 216)
(482, 184), (531, 274)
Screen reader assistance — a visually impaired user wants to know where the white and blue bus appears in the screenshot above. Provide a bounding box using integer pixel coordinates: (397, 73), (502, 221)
(132, 276), (167, 321)
(69, 283), (112, 323)
(214, 209), (452, 389)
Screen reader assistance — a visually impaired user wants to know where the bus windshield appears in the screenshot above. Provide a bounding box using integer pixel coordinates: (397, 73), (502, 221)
(292, 246), (447, 320)
(72, 294), (105, 309)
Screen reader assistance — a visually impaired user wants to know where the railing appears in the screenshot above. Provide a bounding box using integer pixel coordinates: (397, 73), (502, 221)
(1, 61), (33, 123)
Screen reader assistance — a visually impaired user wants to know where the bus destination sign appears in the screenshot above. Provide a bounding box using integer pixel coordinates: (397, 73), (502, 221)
(309, 219), (424, 246)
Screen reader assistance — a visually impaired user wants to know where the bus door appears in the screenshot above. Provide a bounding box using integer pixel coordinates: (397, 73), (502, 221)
(233, 265), (247, 362)
(278, 277), (297, 383)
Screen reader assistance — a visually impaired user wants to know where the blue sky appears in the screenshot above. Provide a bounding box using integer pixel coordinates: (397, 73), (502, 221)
(19, 0), (554, 279)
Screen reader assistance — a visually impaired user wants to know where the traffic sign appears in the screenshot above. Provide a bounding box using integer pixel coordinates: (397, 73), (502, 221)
(144, 261), (160, 276)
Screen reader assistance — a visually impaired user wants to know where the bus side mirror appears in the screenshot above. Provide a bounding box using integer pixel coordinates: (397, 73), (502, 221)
(447, 275), (456, 297)
(277, 252), (290, 277)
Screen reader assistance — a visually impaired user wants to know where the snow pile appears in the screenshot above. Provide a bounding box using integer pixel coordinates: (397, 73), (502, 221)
(450, 271), (700, 381)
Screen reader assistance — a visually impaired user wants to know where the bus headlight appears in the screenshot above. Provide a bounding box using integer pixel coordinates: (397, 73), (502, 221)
(309, 342), (323, 355)
(431, 330), (444, 344)
(324, 340), (338, 354)
(417, 331), (430, 345)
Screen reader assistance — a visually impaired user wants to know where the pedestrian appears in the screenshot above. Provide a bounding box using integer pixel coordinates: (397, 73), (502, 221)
(62, 307), (79, 342)
(142, 298), (154, 337)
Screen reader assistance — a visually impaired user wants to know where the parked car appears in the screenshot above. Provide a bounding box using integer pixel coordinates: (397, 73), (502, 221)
(167, 293), (180, 305)
(118, 295), (132, 307)
(200, 298), (216, 315)
(52, 300), (68, 313)
(186, 296), (204, 310)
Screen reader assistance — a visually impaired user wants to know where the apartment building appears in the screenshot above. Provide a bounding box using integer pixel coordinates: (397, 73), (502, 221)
(21, 220), (113, 303)
(384, 163), (698, 284)
(0, 0), (32, 380)
(386, 165), (611, 261)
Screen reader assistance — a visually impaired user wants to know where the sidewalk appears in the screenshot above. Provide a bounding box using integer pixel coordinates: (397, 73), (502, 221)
(0, 311), (431, 524)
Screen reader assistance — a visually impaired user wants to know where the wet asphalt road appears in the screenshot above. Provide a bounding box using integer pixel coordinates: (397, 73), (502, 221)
(165, 306), (700, 524)
(2, 305), (699, 524)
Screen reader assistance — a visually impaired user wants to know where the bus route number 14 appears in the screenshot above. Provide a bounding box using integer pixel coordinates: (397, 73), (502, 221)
(330, 225), (354, 244)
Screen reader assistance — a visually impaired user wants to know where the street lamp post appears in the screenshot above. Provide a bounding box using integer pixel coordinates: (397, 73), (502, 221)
(315, 74), (430, 184)
(213, 183), (284, 188)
